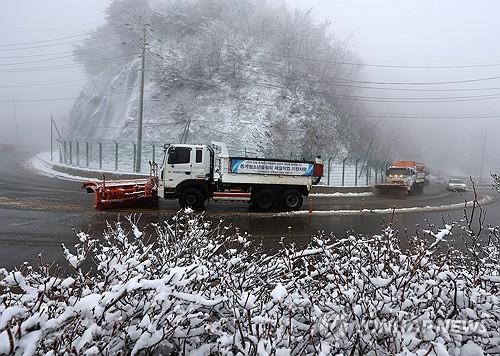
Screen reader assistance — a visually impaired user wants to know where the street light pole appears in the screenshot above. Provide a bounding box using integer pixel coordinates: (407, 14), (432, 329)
(135, 27), (146, 173)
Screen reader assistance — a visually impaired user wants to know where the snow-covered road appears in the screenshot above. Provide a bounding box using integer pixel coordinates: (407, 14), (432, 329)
(0, 149), (498, 268)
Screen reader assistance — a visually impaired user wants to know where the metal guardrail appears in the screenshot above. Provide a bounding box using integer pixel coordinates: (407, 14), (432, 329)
(54, 138), (265, 174)
(322, 158), (390, 187)
(55, 138), (165, 173)
(53, 137), (388, 186)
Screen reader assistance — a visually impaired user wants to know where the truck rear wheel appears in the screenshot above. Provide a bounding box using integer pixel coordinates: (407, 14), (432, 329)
(409, 183), (424, 195)
(179, 188), (205, 210)
(253, 189), (275, 212)
(282, 190), (303, 211)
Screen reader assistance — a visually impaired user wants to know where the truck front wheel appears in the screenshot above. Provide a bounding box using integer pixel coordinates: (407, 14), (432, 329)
(282, 190), (303, 211)
(253, 189), (275, 212)
(179, 188), (205, 210)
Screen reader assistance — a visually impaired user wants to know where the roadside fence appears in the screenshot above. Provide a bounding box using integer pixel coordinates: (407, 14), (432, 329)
(51, 137), (389, 186)
(53, 138), (164, 174)
(321, 157), (390, 187)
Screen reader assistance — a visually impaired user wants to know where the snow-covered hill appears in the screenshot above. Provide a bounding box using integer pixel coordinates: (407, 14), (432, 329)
(69, 0), (372, 159)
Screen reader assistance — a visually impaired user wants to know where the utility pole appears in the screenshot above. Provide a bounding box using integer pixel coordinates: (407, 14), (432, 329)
(135, 27), (147, 173)
(479, 129), (488, 183)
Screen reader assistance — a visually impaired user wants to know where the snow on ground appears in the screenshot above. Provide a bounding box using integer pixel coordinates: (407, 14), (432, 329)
(310, 192), (374, 197)
(26, 152), (98, 182)
(278, 195), (494, 217)
(27, 152), (146, 182)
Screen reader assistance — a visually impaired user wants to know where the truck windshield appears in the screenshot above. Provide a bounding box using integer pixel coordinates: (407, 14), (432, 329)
(387, 168), (411, 176)
(168, 147), (191, 164)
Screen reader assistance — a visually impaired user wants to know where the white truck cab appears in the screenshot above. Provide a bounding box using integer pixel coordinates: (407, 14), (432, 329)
(163, 144), (212, 186)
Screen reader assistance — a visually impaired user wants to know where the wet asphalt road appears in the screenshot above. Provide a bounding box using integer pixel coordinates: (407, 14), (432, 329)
(0, 149), (498, 269)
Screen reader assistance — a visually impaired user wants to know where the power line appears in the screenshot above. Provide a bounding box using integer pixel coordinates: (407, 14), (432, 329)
(0, 31), (116, 52)
(149, 20), (500, 70)
(0, 50), (136, 67)
(0, 53), (77, 67)
(0, 91), (138, 104)
(0, 44), (125, 62)
(233, 76), (500, 103)
(225, 44), (500, 69)
(131, 47), (500, 103)
(0, 38), (93, 51)
(0, 97), (79, 103)
(314, 72), (500, 86)
(139, 27), (500, 87)
(0, 33), (94, 47)
(0, 48), (93, 59)
(342, 113), (500, 119)
(241, 67), (500, 93)
(0, 55), (137, 73)
(0, 79), (86, 89)
(146, 50), (500, 103)
(248, 57), (500, 86)
(155, 42), (500, 86)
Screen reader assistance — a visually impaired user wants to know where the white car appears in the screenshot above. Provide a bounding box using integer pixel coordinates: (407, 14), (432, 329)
(446, 178), (467, 192)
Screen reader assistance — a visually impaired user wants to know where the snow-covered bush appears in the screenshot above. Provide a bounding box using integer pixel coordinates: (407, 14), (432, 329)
(1, 209), (499, 355)
(493, 173), (500, 193)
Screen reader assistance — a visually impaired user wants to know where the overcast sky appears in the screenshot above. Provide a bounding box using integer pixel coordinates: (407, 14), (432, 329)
(0, 0), (111, 145)
(287, 0), (500, 176)
(1, 0), (499, 176)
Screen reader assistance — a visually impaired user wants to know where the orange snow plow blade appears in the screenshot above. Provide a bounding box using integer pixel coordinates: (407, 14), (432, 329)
(82, 176), (159, 210)
(375, 183), (407, 193)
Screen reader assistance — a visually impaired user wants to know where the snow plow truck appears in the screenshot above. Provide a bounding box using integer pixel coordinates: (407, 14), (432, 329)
(83, 142), (323, 212)
(375, 161), (428, 194)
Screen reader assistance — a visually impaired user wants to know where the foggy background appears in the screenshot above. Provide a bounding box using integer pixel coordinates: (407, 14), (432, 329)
(1, 0), (499, 178)
(0, 0), (110, 146)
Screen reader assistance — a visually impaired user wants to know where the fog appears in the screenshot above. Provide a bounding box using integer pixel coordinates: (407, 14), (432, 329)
(0, 0), (110, 147)
(287, 0), (500, 177)
(1, 0), (499, 178)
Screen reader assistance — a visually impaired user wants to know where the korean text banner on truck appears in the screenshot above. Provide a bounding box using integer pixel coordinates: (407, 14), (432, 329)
(230, 159), (314, 176)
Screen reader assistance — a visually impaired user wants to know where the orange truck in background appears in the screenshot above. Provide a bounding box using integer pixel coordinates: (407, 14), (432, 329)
(376, 160), (429, 194)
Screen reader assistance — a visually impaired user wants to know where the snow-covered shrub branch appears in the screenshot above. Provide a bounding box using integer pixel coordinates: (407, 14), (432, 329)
(492, 173), (500, 193)
(1, 208), (499, 355)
